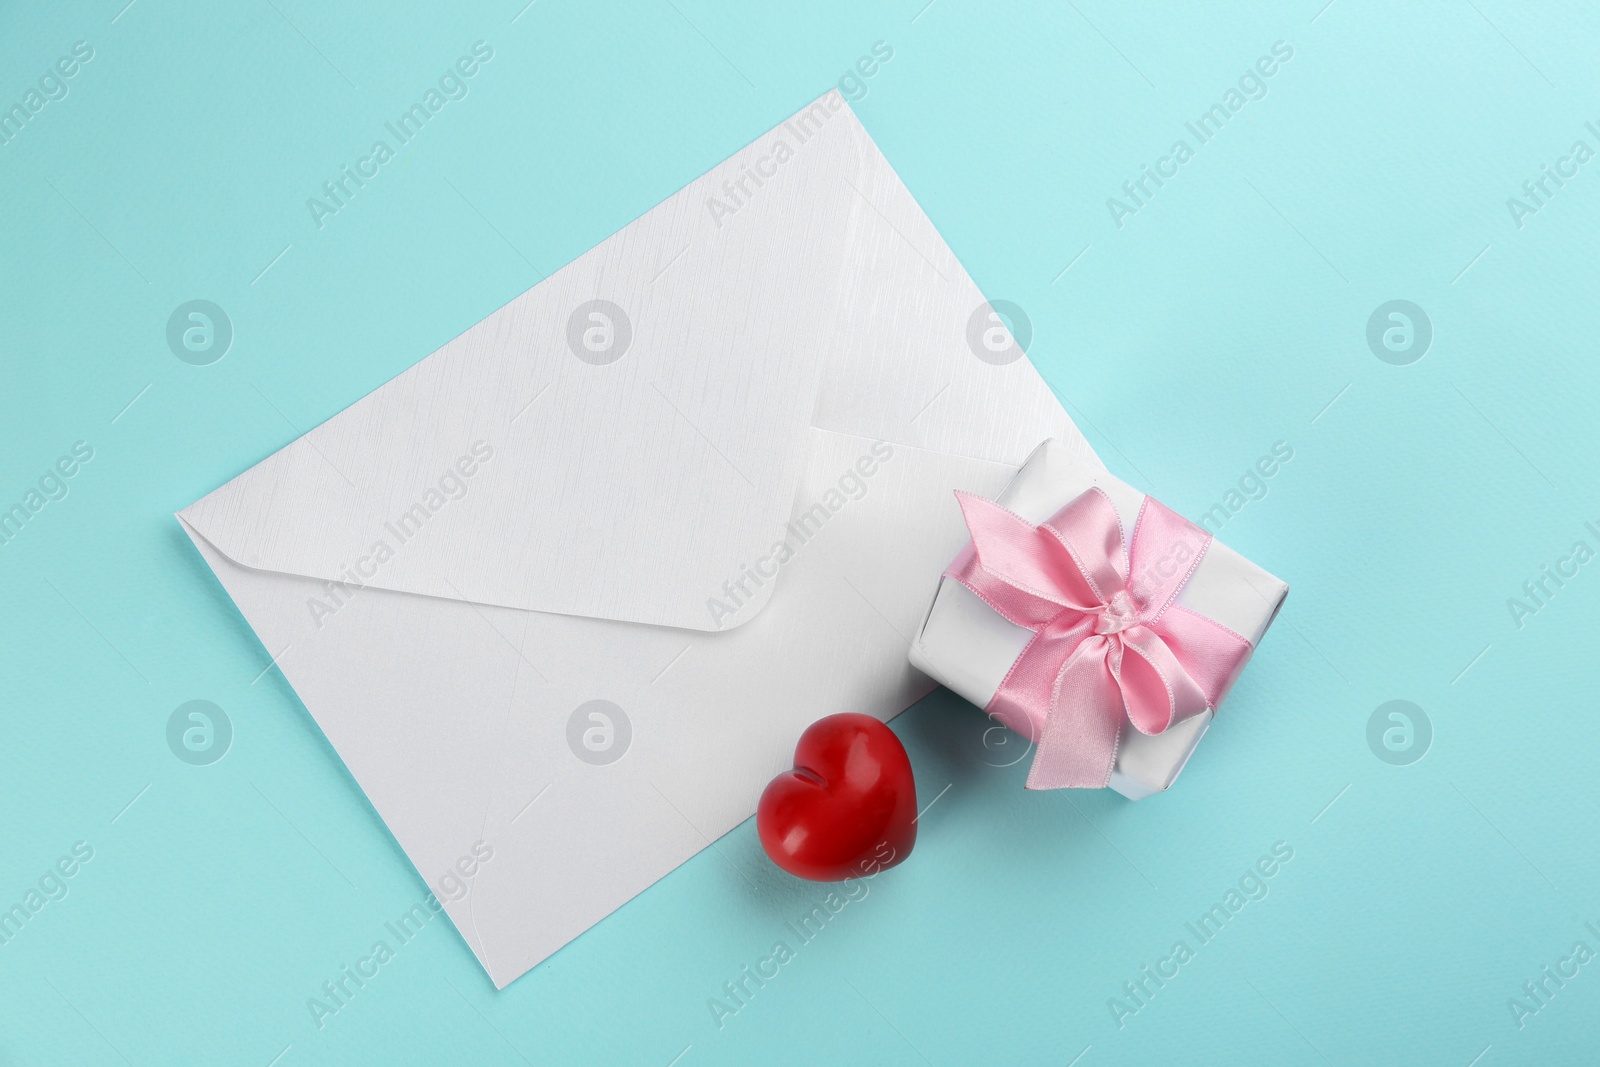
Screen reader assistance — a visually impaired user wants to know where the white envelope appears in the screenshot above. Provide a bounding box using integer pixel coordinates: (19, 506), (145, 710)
(178, 91), (1098, 988)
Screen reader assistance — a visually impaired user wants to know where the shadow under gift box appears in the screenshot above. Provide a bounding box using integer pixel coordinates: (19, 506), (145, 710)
(908, 439), (1289, 800)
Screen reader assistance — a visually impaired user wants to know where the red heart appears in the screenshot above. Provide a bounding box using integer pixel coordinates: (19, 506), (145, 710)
(757, 713), (917, 882)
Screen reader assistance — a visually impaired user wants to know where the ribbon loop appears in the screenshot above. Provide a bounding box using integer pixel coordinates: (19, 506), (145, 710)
(944, 487), (1251, 790)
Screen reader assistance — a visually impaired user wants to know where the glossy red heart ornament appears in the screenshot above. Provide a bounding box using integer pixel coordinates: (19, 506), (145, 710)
(757, 713), (917, 882)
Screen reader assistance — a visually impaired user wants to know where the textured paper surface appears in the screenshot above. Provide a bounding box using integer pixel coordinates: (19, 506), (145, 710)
(178, 93), (1095, 987)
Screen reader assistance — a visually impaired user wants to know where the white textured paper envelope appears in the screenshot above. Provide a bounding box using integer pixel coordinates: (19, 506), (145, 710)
(179, 92), (1098, 987)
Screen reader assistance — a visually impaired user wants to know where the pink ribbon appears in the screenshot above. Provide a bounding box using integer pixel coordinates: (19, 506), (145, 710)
(945, 488), (1251, 790)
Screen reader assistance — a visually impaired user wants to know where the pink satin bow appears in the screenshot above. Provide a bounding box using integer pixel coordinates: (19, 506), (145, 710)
(946, 487), (1251, 790)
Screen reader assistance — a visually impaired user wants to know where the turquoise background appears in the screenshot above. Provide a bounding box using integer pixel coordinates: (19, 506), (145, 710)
(3, 0), (1598, 1063)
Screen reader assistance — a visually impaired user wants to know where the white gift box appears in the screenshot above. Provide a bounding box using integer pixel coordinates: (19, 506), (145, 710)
(908, 440), (1288, 799)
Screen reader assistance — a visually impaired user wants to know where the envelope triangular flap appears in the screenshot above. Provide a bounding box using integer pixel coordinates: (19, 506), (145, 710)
(180, 94), (876, 632)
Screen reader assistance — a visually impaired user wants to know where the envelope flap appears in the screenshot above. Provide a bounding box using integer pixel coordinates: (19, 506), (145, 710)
(180, 93), (872, 632)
